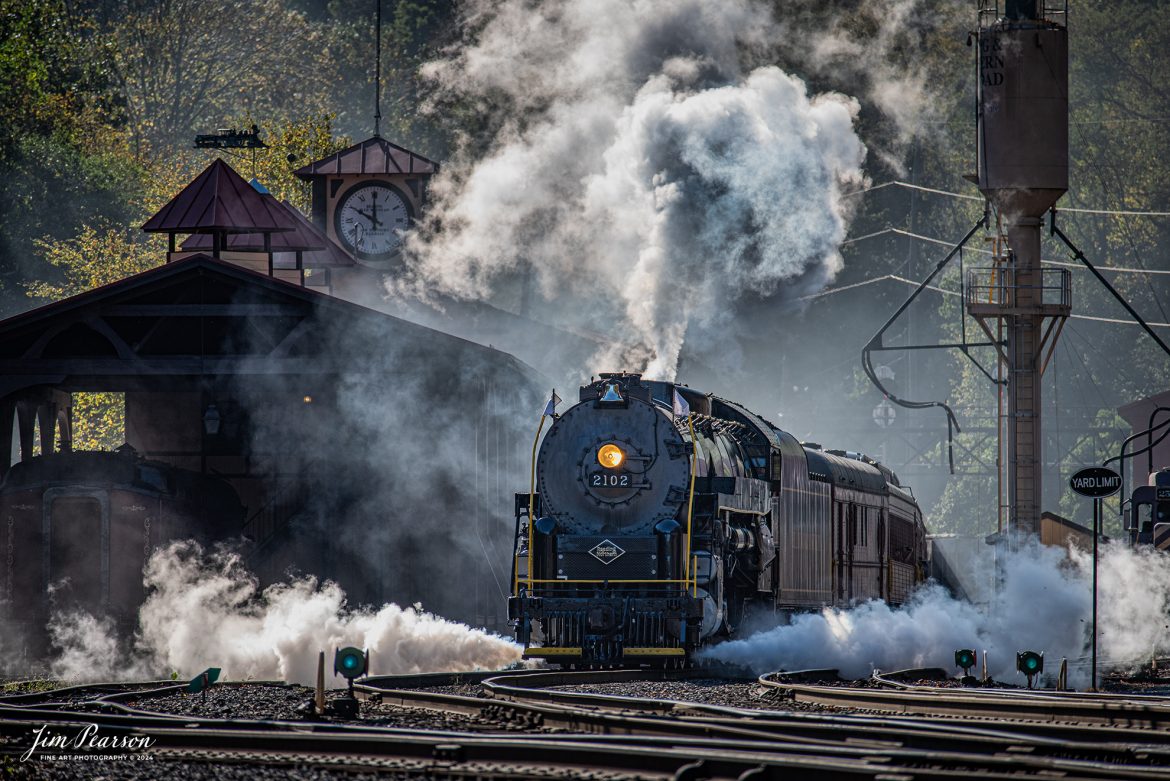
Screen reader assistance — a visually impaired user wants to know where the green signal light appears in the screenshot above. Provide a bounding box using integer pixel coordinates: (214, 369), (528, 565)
(334, 647), (368, 681)
(954, 649), (977, 670)
(1016, 650), (1044, 680)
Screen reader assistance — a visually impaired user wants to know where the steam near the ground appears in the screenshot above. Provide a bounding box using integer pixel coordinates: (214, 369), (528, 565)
(396, 0), (869, 380)
(701, 540), (1170, 686)
(48, 541), (522, 683)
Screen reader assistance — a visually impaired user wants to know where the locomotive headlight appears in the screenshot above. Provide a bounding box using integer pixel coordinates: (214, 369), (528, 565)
(597, 443), (625, 469)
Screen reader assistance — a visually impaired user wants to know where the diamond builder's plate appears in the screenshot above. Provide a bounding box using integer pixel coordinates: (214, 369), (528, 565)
(588, 539), (626, 565)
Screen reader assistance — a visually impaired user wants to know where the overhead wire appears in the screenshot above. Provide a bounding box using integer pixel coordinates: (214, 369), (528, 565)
(844, 226), (1170, 275)
(802, 272), (1170, 328)
(1052, 49), (1170, 325)
(847, 180), (1170, 216)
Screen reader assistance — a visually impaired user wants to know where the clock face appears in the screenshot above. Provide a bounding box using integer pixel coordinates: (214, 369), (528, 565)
(334, 182), (413, 261)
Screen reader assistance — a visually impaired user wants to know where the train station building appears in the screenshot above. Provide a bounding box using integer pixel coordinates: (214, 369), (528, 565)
(0, 150), (545, 636)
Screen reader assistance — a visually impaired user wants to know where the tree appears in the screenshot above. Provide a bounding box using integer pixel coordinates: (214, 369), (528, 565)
(0, 0), (142, 318)
(107, 0), (339, 156)
(27, 223), (164, 301)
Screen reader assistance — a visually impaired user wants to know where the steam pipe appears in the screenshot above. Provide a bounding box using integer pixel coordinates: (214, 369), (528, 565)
(862, 215), (986, 473)
(1148, 407), (1170, 479)
(1102, 407), (1170, 526)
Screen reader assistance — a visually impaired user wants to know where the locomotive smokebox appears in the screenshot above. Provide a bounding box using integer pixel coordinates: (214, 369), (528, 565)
(976, 2), (1068, 219)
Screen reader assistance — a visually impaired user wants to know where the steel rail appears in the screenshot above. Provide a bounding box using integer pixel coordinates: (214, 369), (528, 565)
(761, 673), (1170, 730)
(0, 679), (179, 705)
(871, 669), (1170, 703)
(2, 693), (1162, 781)
(359, 670), (1170, 772)
(3, 671), (1167, 779)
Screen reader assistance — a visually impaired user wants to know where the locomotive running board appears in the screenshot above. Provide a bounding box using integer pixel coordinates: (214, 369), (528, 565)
(523, 647), (685, 658)
(524, 648), (582, 658)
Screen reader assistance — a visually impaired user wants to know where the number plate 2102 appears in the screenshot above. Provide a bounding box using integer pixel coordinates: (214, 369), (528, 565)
(589, 472), (631, 488)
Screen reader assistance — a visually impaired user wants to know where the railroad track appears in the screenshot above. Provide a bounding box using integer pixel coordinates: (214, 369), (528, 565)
(359, 668), (1170, 778)
(2, 670), (1169, 780)
(762, 667), (1170, 730)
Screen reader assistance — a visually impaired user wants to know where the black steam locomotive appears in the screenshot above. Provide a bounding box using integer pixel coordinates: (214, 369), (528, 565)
(509, 373), (927, 665)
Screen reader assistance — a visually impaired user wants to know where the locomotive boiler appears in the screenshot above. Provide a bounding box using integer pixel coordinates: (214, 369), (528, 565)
(509, 373), (927, 665)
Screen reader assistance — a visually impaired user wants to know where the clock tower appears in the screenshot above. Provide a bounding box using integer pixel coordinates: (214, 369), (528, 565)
(294, 136), (438, 268)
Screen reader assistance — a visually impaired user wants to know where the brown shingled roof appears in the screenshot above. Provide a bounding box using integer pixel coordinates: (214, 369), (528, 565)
(294, 136), (438, 178)
(284, 201), (356, 267)
(143, 158), (299, 234)
(180, 196), (327, 252)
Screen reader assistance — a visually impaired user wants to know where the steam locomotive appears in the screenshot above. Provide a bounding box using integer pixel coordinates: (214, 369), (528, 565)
(508, 373), (927, 665)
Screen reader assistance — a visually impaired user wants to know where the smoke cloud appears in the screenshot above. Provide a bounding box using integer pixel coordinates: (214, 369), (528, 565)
(780, 0), (944, 151)
(48, 541), (522, 683)
(701, 540), (1170, 686)
(395, 0), (869, 380)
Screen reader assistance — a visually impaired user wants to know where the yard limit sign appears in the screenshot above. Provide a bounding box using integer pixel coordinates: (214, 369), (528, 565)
(1069, 466), (1122, 691)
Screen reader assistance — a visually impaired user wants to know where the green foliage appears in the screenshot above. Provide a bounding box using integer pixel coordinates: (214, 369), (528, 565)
(28, 223), (164, 301)
(0, 0), (141, 317)
(71, 391), (126, 452)
(0, 678), (59, 693)
(108, 0), (339, 157)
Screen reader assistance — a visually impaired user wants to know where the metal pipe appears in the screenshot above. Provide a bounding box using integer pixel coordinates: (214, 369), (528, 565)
(1104, 407), (1170, 525)
(1148, 407), (1170, 479)
(862, 216), (987, 473)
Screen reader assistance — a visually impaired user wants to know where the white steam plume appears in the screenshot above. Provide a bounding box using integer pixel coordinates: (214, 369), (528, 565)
(395, 0), (867, 380)
(701, 540), (1170, 687)
(49, 541), (522, 683)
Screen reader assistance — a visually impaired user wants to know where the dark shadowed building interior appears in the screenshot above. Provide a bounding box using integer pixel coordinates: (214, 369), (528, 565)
(0, 251), (543, 657)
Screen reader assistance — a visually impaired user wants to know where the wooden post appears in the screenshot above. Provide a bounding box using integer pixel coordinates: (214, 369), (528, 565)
(315, 651), (325, 715)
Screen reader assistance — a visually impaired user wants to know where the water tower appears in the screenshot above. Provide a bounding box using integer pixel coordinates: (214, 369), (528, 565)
(965, 0), (1071, 536)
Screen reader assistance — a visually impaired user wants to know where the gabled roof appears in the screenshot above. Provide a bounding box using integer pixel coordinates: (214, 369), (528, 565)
(0, 255), (533, 392)
(294, 136), (438, 178)
(143, 158), (299, 234)
(180, 197), (327, 253)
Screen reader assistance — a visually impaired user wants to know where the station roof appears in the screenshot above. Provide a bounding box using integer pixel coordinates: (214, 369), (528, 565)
(287, 202), (357, 267)
(177, 198), (360, 269)
(0, 254), (532, 399)
(180, 196), (326, 253)
(293, 136), (438, 178)
(143, 159), (299, 234)
(181, 200), (356, 267)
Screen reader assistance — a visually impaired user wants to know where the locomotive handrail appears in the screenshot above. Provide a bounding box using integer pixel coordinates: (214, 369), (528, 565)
(519, 395), (555, 595)
(684, 412), (698, 597)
